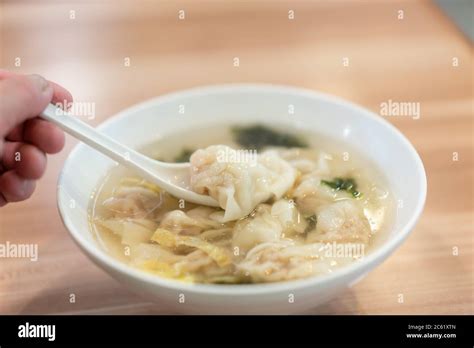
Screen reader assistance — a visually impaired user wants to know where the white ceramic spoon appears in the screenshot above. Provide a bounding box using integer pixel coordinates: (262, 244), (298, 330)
(40, 104), (219, 207)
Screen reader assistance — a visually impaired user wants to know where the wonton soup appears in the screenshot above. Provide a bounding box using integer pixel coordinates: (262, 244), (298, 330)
(89, 124), (394, 284)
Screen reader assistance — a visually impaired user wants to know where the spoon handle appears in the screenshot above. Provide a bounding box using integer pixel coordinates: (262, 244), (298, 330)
(41, 104), (219, 207)
(40, 103), (146, 168)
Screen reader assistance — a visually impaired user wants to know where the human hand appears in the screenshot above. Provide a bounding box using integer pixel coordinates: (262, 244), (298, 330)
(0, 70), (72, 206)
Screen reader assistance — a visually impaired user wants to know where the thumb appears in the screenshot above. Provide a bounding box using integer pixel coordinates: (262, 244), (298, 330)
(0, 73), (54, 138)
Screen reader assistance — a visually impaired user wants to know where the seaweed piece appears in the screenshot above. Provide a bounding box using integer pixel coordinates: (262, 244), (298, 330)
(321, 177), (362, 198)
(231, 124), (308, 151)
(173, 148), (194, 163)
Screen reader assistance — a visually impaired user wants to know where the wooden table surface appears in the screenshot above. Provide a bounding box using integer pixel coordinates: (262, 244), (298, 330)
(0, 0), (472, 314)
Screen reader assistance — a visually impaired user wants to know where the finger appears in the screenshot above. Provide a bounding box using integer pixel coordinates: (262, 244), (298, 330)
(5, 79), (72, 143)
(6, 117), (65, 154)
(5, 123), (24, 142)
(0, 162), (4, 199)
(49, 80), (73, 106)
(0, 193), (6, 207)
(0, 70), (16, 79)
(23, 118), (65, 154)
(1, 141), (22, 170)
(0, 74), (54, 137)
(2, 142), (46, 179)
(0, 170), (36, 203)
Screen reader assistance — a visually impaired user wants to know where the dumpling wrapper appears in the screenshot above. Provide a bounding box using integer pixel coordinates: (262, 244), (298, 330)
(189, 145), (297, 222)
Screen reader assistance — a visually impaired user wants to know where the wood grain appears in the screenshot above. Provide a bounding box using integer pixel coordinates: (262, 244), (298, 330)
(0, 0), (472, 314)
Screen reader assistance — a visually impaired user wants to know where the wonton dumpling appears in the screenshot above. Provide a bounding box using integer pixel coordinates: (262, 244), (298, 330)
(190, 145), (297, 222)
(292, 174), (336, 215)
(307, 200), (371, 244)
(270, 199), (307, 235)
(232, 204), (283, 254)
(238, 238), (364, 282)
(237, 240), (324, 282)
(273, 148), (332, 175)
(102, 185), (162, 218)
(159, 207), (222, 235)
(271, 148), (317, 174)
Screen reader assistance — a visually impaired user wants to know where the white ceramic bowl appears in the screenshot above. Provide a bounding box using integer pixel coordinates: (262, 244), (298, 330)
(58, 84), (426, 314)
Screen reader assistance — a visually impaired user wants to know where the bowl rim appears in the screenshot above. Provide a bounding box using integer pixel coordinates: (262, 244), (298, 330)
(57, 83), (427, 296)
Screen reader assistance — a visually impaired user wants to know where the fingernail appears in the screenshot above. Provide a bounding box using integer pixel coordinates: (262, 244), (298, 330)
(28, 74), (51, 94)
(20, 179), (35, 197)
(20, 179), (30, 195)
